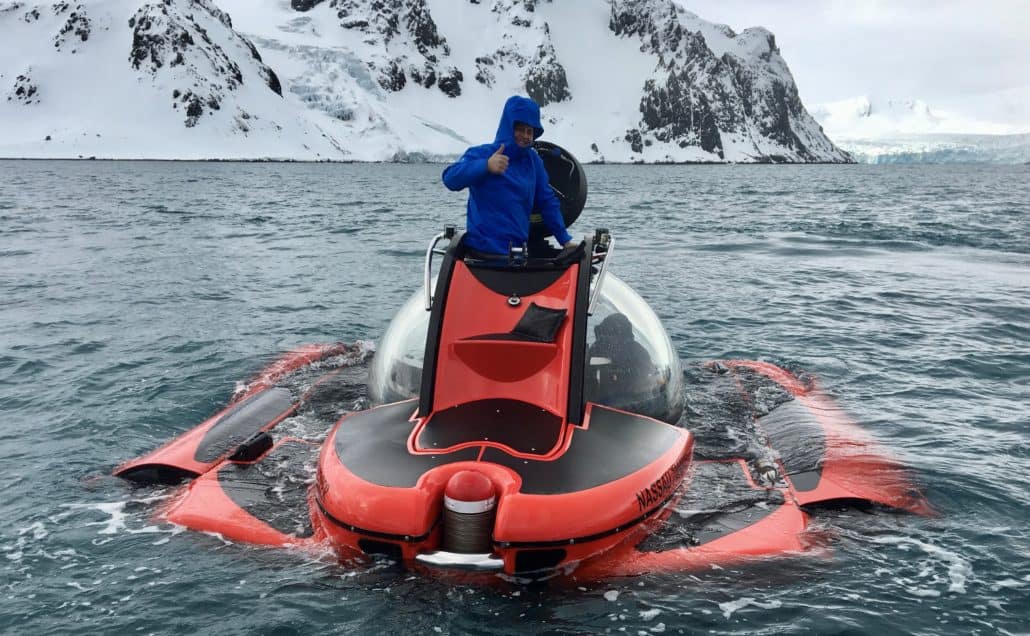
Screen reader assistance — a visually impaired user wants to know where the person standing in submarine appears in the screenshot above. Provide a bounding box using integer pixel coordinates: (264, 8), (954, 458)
(442, 95), (577, 258)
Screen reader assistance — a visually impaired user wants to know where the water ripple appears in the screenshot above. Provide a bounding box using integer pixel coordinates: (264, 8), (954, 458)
(0, 161), (1027, 634)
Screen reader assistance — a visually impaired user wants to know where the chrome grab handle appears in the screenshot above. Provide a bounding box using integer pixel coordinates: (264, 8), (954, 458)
(588, 233), (614, 315)
(424, 231), (450, 310)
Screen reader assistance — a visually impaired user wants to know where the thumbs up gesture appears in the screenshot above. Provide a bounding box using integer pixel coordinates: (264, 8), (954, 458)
(487, 144), (509, 174)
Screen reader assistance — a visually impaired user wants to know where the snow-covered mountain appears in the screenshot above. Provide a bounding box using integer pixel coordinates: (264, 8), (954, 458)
(811, 93), (1030, 164)
(0, 0), (850, 162)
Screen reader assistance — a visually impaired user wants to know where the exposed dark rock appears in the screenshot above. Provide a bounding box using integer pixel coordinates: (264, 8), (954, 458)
(474, 55), (495, 87)
(10, 73), (39, 104)
(264, 67), (282, 96)
(624, 129), (643, 154)
(291, 0), (327, 10)
(185, 93), (203, 126)
(234, 110), (251, 133)
(636, 72), (724, 157)
(409, 63), (434, 89)
(53, 6), (91, 51)
(380, 59), (406, 91)
(438, 67), (463, 98)
(406, 1), (447, 57)
(523, 28), (570, 107)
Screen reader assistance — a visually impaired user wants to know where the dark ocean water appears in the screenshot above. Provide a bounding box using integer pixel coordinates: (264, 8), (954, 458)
(1, 160), (1027, 635)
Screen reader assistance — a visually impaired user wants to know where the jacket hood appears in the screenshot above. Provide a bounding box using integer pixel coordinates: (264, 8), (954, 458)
(594, 313), (634, 342)
(493, 96), (544, 154)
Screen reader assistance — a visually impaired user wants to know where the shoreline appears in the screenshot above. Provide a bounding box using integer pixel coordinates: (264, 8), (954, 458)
(0, 156), (857, 165)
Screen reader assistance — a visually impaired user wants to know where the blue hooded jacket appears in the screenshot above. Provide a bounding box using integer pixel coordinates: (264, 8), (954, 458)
(442, 95), (573, 254)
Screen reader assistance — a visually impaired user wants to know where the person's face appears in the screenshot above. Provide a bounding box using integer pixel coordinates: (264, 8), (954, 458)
(513, 122), (534, 148)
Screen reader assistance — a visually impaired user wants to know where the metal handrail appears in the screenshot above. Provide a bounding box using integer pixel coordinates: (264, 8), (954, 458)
(424, 231), (450, 310)
(587, 234), (615, 315)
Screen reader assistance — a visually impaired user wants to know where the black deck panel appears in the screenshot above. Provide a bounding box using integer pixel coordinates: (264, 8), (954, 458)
(195, 387), (294, 463)
(758, 400), (826, 491)
(417, 399), (563, 456)
(333, 399), (479, 488)
(216, 439), (318, 537)
(467, 265), (569, 298)
(480, 405), (683, 495)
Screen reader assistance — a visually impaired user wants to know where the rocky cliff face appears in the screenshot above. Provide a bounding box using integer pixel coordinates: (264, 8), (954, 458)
(272, 0), (846, 162)
(609, 0), (849, 162)
(290, 0), (462, 96)
(469, 0), (571, 107)
(288, 0), (569, 105)
(0, 0), (851, 162)
(128, 0), (282, 127)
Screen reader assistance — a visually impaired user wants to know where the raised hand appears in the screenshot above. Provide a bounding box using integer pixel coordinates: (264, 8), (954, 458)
(487, 144), (509, 174)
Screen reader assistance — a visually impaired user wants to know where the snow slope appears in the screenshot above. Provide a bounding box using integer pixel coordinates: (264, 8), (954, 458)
(0, 0), (352, 159)
(1, 0), (849, 162)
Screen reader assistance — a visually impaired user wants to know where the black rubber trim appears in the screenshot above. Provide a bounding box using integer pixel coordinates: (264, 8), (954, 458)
(514, 549), (567, 573)
(194, 387), (294, 463)
(495, 485), (680, 549)
(227, 431), (274, 462)
(480, 405), (682, 495)
(115, 464), (199, 486)
(315, 494), (435, 543)
(357, 539), (404, 560)
(417, 399), (563, 455)
(566, 236), (593, 424)
(333, 399), (480, 488)
(419, 231), (464, 417)
(466, 266), (569, 297)
(463, 332), (546, 342)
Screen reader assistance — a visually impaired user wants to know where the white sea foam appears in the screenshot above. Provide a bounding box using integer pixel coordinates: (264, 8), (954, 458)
(718, 597), (783, 619)
(62, 496), (174, 539)
(3, 521), (54, 563)
(870, 535), (973, 595)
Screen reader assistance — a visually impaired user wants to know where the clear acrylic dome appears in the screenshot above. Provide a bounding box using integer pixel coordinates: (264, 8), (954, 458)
(368, 272), (683, 423)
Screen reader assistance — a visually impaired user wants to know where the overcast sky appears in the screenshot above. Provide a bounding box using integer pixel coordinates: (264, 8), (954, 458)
(679, 0), (1030, 110)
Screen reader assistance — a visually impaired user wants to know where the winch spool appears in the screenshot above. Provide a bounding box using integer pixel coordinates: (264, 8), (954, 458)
(442, 470), (497, 553)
